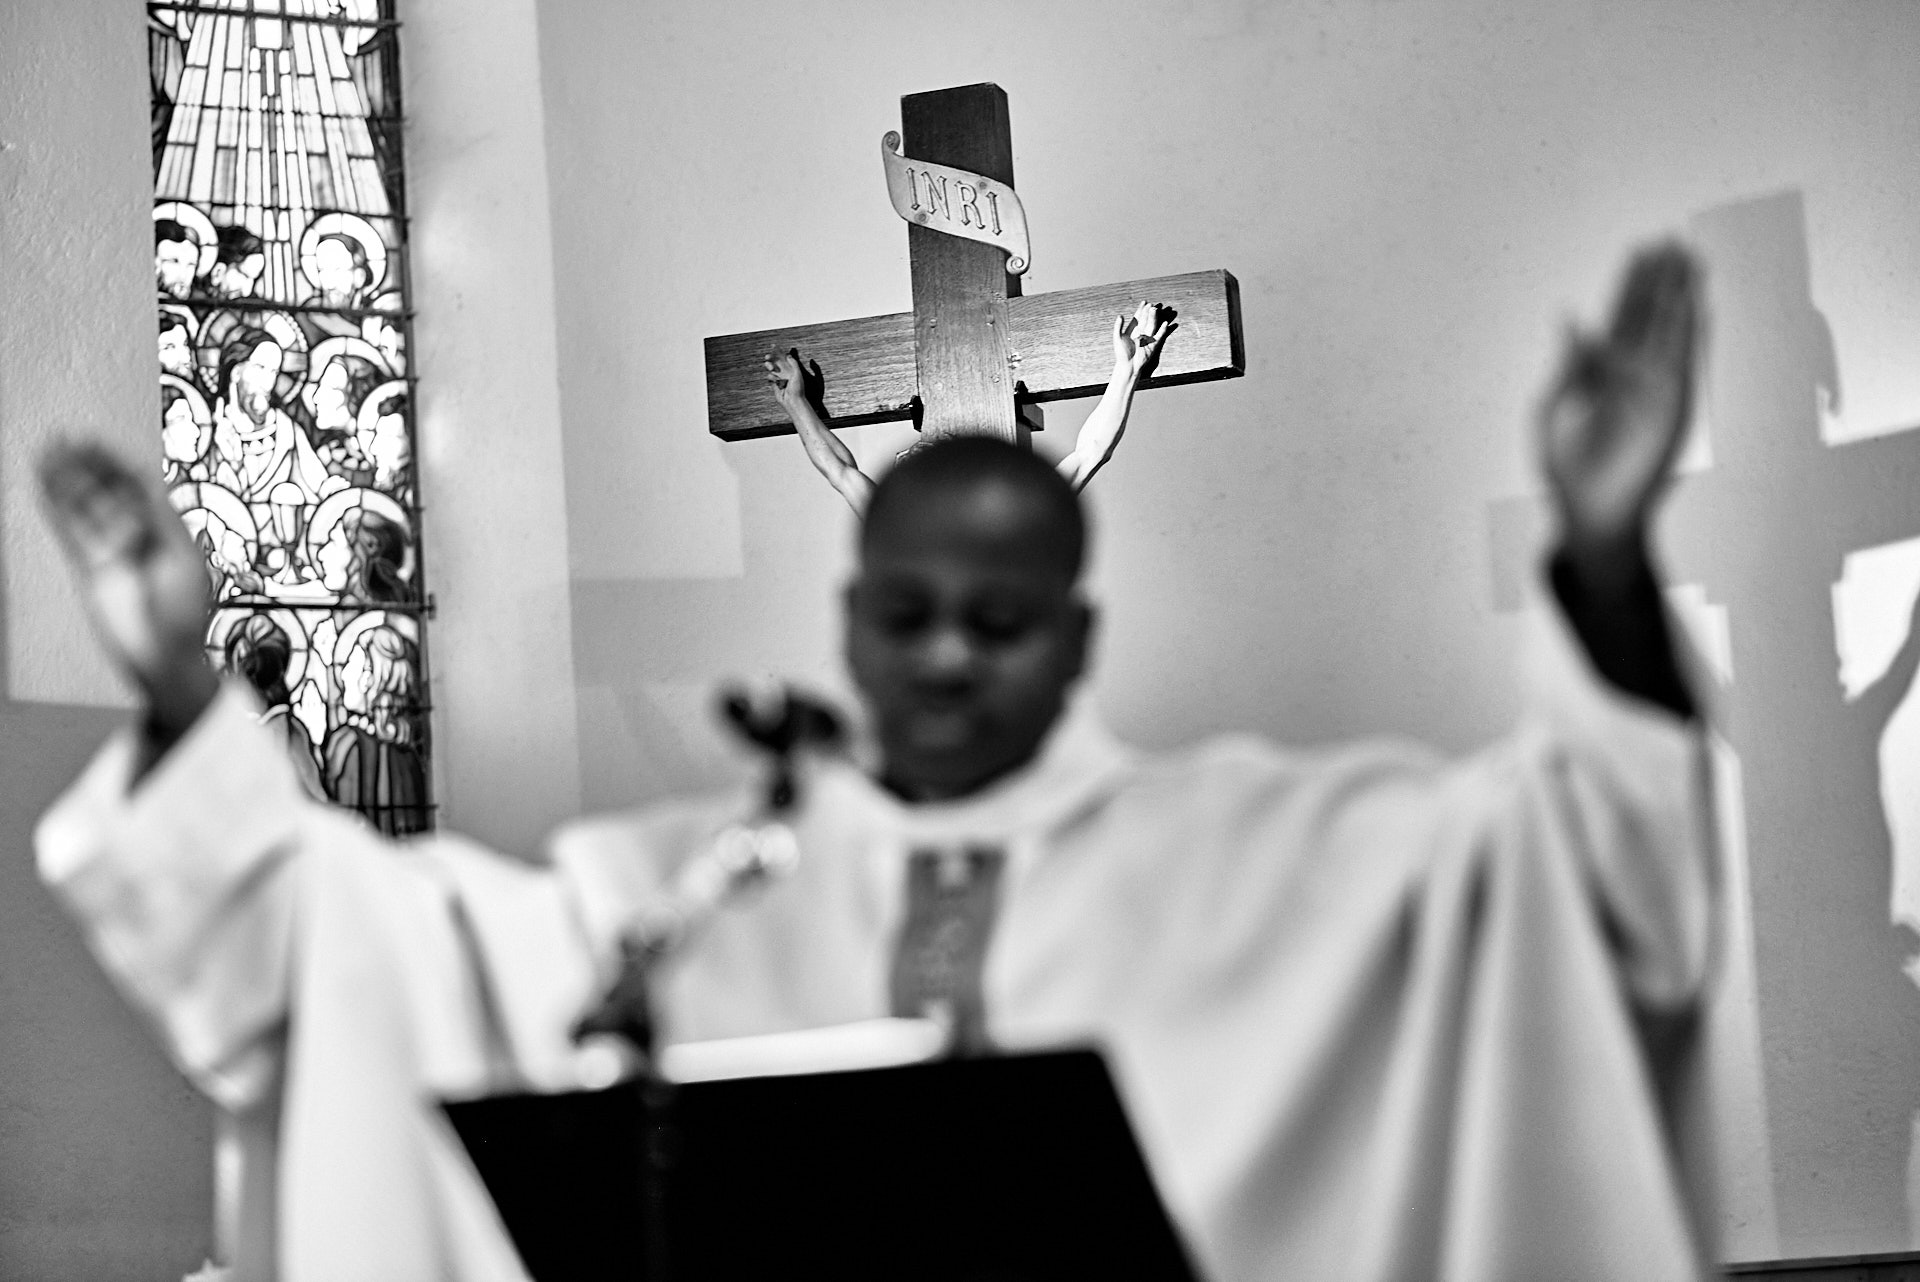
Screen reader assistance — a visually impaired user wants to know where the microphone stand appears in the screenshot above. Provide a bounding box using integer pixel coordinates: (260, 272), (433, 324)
(586, 686), (845, 1279)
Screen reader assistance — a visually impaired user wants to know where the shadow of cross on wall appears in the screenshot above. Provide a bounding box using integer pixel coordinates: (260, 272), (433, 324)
(1487, 191), (1920, 1254)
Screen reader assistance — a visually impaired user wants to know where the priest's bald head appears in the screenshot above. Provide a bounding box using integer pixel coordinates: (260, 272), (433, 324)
(846, 436), (1094, 803)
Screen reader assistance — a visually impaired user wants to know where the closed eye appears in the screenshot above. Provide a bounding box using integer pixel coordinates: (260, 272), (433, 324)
(968, 600), (1041, 643)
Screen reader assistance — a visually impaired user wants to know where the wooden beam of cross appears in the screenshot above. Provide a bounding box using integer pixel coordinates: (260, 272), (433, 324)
(703, 83), (1244, 445)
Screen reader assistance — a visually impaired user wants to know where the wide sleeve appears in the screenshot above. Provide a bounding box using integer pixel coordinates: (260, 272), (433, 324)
(32, 683), (600, 1280)
(31, 681), (591, 1107)
(1374, 604), (1722, 1280)
(36, 682), (311, 1112)
(1516, 594), (1716, 1012)
(1268, 606), (1717, 1280)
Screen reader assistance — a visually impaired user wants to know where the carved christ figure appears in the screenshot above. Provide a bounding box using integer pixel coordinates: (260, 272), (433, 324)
(766, 302), (1174, 513)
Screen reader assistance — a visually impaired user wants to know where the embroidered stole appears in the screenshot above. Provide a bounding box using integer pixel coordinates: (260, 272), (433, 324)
(888, 845), (1006, 1054)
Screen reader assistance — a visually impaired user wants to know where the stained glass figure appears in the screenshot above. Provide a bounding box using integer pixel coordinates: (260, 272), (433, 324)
(151, 0), (429, 833)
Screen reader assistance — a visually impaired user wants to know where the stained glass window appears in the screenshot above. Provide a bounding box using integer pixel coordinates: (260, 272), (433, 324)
(150, 0), (429, 835)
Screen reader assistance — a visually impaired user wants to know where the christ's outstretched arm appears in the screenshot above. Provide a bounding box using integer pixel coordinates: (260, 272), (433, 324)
(1054, 302), (1173, 492)
(770, 302), (1173, 513)
(765, 350), (876, 515)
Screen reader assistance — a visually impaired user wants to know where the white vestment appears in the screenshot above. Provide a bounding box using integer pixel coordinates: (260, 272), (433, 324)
(37, 608), (1717, 1282)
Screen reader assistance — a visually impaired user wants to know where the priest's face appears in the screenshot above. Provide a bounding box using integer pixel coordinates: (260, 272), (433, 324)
(846, 477), (1090, 802)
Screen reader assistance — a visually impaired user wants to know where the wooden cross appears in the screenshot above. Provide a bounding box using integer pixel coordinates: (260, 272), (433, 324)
(703, 83), (1244, 445)
(1488, 191), (1920, 1245)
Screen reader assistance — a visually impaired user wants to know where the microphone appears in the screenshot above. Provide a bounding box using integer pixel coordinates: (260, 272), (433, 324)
(573, 684), (847, 1059)
(636, 683), (846, 951)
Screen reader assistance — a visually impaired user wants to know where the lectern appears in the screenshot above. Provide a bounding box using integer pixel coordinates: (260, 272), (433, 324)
(444, 1049), (1200, 1281)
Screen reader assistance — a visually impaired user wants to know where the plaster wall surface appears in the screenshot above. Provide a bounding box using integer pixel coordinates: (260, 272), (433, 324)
(405, 0), (583, 857)
(0, 2), (213, 1276)
(1, 0), (156, 708)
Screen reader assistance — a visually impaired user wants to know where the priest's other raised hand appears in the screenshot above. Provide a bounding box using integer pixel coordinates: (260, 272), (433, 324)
(39, 442), (220, 773)
(1540, 244), (1700, 574)
(1538, 243), (1703, 719)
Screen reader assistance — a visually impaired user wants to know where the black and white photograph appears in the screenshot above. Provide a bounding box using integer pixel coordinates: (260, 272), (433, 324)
(3, 2), (1919, 1279)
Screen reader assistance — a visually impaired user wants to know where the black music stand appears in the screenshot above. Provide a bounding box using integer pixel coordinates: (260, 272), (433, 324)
(443, 1048), (1200, 1281)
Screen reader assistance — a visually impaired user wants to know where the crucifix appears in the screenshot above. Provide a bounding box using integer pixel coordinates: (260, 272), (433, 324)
(1489, 191), (1920, 1251)
(702, 82), (1244, 446)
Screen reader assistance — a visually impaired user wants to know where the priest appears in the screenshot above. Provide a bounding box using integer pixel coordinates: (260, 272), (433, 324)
(36, 244), (1716, 1281)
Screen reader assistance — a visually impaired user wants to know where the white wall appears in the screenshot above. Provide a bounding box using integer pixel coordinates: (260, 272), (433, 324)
(0, 0), (153, 708)
(0, 2), (212, 1277)
(535, 0), (1920, 1262)
(405, 0), (582, 857)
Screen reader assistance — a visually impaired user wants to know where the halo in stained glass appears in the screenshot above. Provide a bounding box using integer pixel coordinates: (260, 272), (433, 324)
(207, 604), (314, 693)
(300, 211), (389, 306)
(305, 334), (394, 390)
(334, 607), (418, 661)
(153, 200), (220, 289)
(304, 486), (415, 599)
(194, 306), (311, 399)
